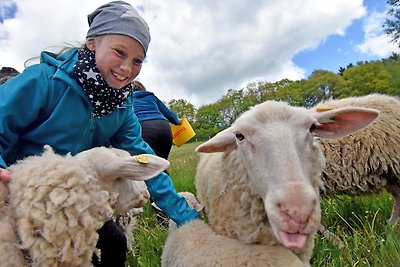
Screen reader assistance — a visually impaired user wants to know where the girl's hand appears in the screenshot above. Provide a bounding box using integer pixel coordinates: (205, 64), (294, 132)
(0, 168), (11, 184)
(178, 116), (185, 125)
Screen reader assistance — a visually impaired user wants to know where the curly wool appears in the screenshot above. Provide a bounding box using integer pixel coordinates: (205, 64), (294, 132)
(0, 183), (28, 266)
(314, 94), (400, 195)
(0, 147), (113, 267)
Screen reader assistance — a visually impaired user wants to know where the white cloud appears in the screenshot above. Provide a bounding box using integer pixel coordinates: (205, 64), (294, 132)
(356, 10), (398, 58)
(1, 0), (369, 106)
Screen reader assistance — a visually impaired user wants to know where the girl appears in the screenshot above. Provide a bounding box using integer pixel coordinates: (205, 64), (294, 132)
(0, 1), (198, 266)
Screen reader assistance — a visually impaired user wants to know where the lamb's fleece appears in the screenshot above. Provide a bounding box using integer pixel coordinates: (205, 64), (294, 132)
(161, 192), (304, 267)
(0, 145), (169, 267)
(315, 94), (400, 224)
(162, 219), (304, 267)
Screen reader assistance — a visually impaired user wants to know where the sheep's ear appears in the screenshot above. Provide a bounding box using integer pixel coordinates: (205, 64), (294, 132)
(196, 126), (237, 153)
(106, 154), (170, 181)
(124, 154), (170, 181)
(311, 107), (379, 139)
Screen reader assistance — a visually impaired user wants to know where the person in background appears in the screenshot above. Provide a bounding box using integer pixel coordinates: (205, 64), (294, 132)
(0, 67), (19, 85)
(132, 80), (182, 161)
(0, 1), (198, 266)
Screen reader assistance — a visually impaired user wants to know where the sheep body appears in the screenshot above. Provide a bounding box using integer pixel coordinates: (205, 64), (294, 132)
(314, 94), (400, 223)
(162, 191), (304, 267)
(162, 219), (304, 267)
(0, 145), (168, 267)
(194, 100), (378, 265)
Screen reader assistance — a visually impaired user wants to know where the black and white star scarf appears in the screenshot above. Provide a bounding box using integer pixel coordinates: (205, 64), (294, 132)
(74, 48), (133, 118)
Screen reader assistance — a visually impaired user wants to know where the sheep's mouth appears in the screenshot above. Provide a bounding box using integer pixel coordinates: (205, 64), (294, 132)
(279, 230), (308, 249)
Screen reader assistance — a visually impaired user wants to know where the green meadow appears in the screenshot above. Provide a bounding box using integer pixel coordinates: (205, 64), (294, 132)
(127, 141), (400, 267)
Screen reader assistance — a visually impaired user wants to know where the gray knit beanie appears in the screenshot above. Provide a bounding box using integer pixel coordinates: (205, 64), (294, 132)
(87, 1), (151, 55)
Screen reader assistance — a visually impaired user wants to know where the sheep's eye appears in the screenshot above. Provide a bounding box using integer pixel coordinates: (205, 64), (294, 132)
(235, 132), (245, 141)
(309, 123), (316, 132)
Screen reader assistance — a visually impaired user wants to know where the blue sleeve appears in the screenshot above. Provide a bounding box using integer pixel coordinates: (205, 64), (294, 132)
(0, 65), (50, 169)
(0, 158), (6, 169)
(154, 97), (180, 125)
(110, 107), (199, 226)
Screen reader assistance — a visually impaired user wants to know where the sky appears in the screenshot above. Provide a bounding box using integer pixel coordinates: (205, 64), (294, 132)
(0, 0), (398, 107)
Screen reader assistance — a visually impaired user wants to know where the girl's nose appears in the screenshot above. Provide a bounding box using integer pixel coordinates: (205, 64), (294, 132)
(119, 59), (133, 73)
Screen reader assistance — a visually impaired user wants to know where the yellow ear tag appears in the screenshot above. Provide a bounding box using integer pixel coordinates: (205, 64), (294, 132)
(136, 154), (149, 164)
(316, 107), (333, 112)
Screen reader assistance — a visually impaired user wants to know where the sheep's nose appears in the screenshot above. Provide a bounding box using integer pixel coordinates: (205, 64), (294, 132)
(273, 182), (320, 232)
(278, 198), (317, 230)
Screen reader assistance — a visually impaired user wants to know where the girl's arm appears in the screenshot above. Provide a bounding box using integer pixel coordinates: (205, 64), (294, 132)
(110, 106), (199, 226)
(154, 96), (181, 125)
(0, 65), (50, 170)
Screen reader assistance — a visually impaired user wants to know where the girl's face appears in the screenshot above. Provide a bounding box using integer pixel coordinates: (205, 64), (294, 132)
(87, 34), (145, 89)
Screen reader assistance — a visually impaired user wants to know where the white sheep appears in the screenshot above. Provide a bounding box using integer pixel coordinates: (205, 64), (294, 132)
(162, 219), (305, 267)
(161, 192), (304, 267)
(0, 145), (169, 267)
(313, 94), (400, 224)
(194, 100), (378, 265)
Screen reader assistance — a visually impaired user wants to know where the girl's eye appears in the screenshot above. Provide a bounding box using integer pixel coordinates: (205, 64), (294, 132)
(114, 49), (126, 57)
(235, 132), (245, 141)
(133, 58), (143, 66)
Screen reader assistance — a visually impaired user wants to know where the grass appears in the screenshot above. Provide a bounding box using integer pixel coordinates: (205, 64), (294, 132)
(312, 193), (400, 267)
(127, 141), (400, 267)
(126, 142), (199, 267)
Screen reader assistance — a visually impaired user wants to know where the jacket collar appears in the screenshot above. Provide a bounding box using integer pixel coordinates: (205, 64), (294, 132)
(40, 48), (86, 99)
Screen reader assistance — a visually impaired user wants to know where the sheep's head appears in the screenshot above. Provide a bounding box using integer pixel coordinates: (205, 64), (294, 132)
(76, 147), (169, 214)
(196, 101), (379, 250)
(77, 147), (169, 181)
(113, 178), (150, 215)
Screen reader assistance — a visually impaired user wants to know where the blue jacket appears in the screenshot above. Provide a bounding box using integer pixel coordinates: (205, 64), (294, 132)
(0, 48), (198, 226)
(132, 91), (180, 124)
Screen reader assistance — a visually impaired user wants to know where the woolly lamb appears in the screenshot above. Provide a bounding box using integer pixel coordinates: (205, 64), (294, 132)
(0, 145), (169, 267)
(163, 219), (305, 267)
(161, 192), (304, 267)
(313, 94), (400, 224)
(195, 100), (378, 265)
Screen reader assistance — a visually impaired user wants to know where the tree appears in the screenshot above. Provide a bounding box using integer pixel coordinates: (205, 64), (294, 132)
(339, 61), (391, 97)
(304, 70), (345, 105)
(195, 103), (224, 140)
(275, 75), (334, 109)
(245, 79), (296, 104)
(168, 99), (196, 123)
(217, 89), (253, 126)
(382, 55), (400, 94)
(338, 66), (346, 76)
(384, 0), (400, 47)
